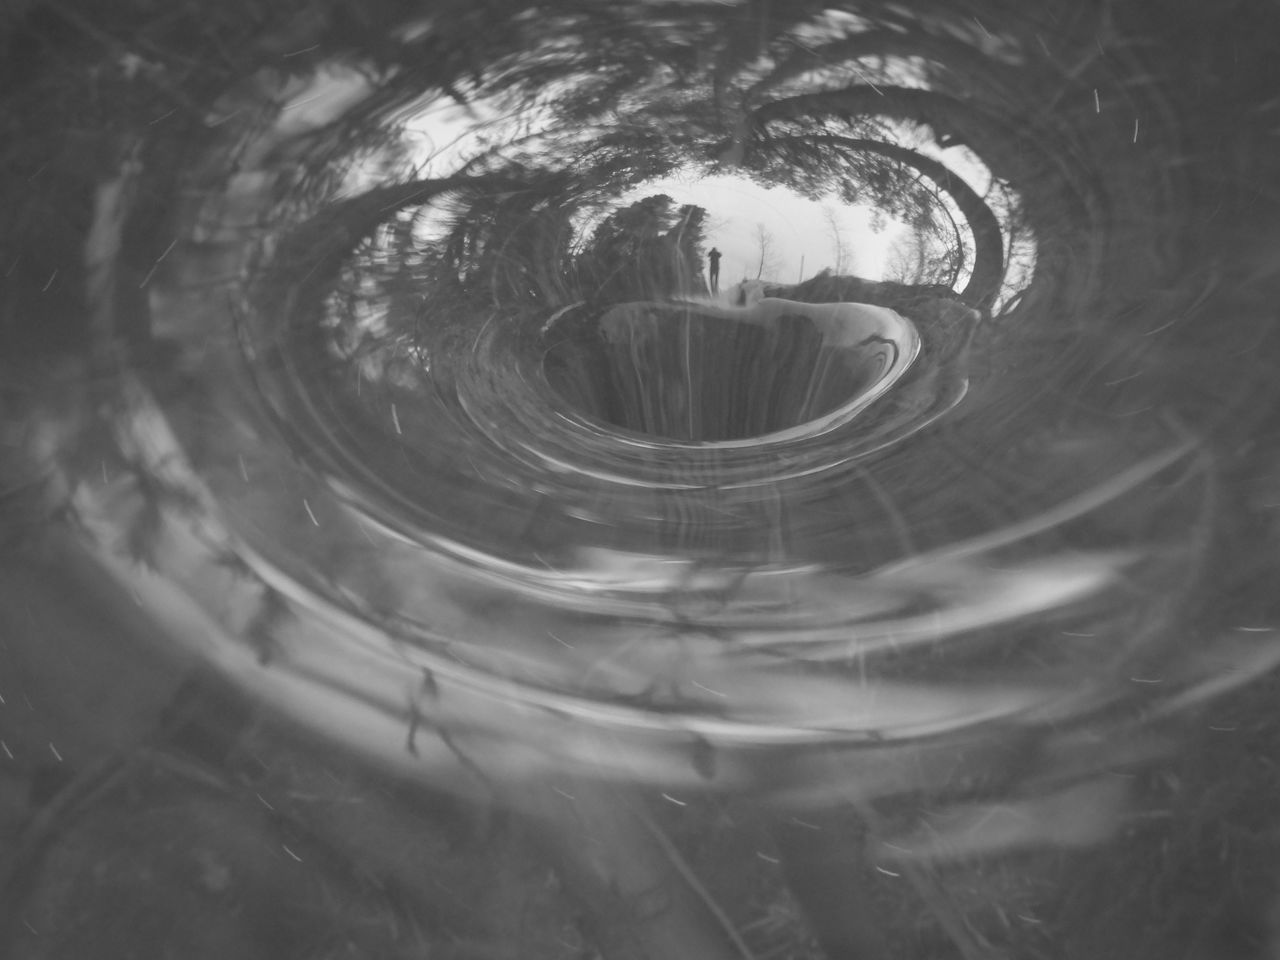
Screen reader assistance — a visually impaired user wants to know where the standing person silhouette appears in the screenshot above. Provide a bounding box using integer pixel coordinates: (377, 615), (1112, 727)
(707, 247), (721, 294)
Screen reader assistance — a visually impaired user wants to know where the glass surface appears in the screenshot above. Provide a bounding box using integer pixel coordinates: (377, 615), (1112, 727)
(2, 2), (1279, 958)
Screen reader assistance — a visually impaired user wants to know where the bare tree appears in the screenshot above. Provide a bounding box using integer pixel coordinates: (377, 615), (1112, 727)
(753, 222), (780, 280)
(822, 205), (850, 274)
(883, 218), (964, 288)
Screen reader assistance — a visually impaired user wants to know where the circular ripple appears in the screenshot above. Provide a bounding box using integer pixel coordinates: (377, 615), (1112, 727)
(8, 1), (1280, 821)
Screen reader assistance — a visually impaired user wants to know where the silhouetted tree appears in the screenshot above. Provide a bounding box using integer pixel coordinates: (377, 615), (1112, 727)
(575, 194), (710, 300)
(665, 203), (709, 294)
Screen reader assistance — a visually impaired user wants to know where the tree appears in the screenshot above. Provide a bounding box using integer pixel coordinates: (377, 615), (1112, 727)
(749, 133), (1002, 308)
(575, 194), (710, 300)
(822, 205), (850, 274)
(664, 203), (709, 294)
(753, 222), (780, 280)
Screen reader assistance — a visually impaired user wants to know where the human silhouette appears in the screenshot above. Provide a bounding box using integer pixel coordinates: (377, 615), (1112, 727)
(707, 247), (721, 293)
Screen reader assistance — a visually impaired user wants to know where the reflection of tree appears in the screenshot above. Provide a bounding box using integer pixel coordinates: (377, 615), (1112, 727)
(884, 222), (963, 288)
(575, 194), (709, 301)
(443, 189), (579, 306)
(322, 186), (712, 372)
(753, 222), (779, 281)
(822, 206), (850, 275)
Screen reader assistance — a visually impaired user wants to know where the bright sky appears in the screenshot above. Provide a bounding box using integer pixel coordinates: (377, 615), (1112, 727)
(620, 172), (905, 286)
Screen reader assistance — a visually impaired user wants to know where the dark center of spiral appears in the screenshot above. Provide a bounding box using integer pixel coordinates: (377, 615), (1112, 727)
(543, 299), (911, 442)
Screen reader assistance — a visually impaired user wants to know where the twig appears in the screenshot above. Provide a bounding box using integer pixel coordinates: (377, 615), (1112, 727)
(631, 798), (759, 960)
(852, 798), (1000, 960)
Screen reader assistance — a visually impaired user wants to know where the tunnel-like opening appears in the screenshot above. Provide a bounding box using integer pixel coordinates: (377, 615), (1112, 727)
(543, 299), (916, 443)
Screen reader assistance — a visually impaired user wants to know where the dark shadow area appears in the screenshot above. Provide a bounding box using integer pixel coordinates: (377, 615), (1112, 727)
(544, 300), (909, 442)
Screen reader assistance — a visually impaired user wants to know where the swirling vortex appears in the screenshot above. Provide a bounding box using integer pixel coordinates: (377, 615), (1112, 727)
(12, 0), (1280, 831)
